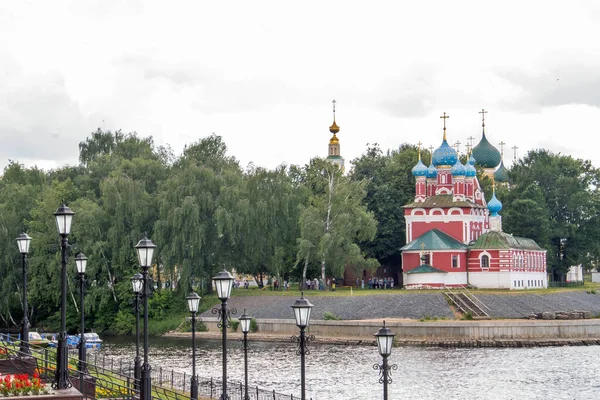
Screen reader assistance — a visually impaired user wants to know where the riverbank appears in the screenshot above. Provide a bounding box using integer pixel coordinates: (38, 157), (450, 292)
(166, 330), (600, 348)
(165, 317), (600, 348)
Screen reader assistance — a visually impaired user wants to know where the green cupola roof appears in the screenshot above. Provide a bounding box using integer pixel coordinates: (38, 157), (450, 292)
(494, 160), (510, 182)
(472, 129), (501, 169)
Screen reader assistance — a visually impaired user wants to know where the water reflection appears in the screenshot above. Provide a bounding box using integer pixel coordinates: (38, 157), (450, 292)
(98, 336), (600, 400)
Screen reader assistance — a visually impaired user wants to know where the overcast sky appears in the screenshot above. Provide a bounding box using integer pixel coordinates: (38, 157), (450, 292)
(2, 0), (600, 172)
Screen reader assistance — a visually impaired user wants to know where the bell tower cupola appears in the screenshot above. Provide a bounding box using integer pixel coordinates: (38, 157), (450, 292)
(326, 99), (345, 173)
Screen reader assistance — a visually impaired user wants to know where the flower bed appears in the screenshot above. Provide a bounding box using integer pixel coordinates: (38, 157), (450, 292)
(0, 373), (51, 397)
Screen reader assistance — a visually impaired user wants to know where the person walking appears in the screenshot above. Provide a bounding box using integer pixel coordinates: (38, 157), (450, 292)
(361, 278), (365, 289)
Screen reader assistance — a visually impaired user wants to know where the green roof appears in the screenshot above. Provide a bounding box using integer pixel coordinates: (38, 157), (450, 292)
(327, 155), (343, 160)
(469, 230), (544, 250)
(406, 264), (447, 274)
(404, 195), (486, 209)
(472, 131), (501, 168)
(400, 229), (468, 251)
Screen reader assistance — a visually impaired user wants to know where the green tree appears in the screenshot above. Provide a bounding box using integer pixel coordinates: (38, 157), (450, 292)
(155, 135), (244, 294)
(237, 165), (307, 285)
(350, 144), (420, 267)
(506, 150), (600, 277)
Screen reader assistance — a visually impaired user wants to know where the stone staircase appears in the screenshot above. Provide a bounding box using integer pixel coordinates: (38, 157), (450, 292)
(445, 288), (490, 319)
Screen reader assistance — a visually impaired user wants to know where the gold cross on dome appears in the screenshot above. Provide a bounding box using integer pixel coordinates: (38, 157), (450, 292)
(420, 242), (426, 251)
(440, 112), (449, 140)
(332, 99), (336, 114)
(499, 141), (506, 157)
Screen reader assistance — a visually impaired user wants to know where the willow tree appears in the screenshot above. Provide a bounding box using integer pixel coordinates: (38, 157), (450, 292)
(237, 165), (307, 285)
(154, 135), (245, 293)
(296, 158), (378, 287)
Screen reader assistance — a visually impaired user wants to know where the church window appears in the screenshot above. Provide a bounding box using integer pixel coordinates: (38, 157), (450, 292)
(422, 254), (431, 265)
(441, 175), (446, 184)
(452, 255), (459, 268)
(481, 255), (490, 269)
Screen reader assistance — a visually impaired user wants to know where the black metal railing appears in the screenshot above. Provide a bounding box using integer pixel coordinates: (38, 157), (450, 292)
(87, 352), (301, 400)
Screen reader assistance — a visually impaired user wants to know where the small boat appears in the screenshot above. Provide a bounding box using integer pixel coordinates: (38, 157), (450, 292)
(28, 332), (51, 348)
(43, 333), (80, 348)
(83, 332), (102, 349)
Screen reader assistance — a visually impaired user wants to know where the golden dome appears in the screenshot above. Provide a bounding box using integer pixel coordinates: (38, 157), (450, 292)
(329, 133), (339, 144)
(329, 120), (340, 134)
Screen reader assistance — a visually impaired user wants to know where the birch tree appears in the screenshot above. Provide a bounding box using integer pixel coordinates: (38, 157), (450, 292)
(296, 158), (378, 288)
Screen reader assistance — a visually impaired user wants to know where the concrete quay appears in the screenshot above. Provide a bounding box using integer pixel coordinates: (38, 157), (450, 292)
(175, 317), (600, 348)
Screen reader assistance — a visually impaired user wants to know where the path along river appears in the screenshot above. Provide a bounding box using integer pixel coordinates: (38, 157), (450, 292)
(98, 336), (599, 400)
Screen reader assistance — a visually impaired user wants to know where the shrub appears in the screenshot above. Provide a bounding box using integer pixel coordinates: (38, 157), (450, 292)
(230, 320), (239, 332)
(178, 317), (208, 332)
(323, 311), (342, 321)
(463, 311), (473, 320)
(250, 318), (258, 333)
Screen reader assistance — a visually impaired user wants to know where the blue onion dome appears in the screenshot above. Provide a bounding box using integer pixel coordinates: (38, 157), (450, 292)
(494, 160), (509, 182)
(427, 162), (438, 178)
(472, 130), (501, 168)
(451, 159), (466, 176)
(432, 139), (458, 167)
(488, 191), (503, 216)
(465, 160), (477, 177)
(412, 158), (428, 177)
(468, 153), (476, 165)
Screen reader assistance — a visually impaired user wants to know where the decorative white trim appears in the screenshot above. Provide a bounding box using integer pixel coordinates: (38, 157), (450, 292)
(479, 251), (492, 269)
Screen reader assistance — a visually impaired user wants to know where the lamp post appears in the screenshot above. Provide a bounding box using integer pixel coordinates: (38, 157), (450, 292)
(211, 270), (235, 400)
(187, 292), (201, 400)
(373, 321), (397, 400)
(291, 292), (313, 400)
(75, 253), (88, 374)
(131, 273), (143, 391)
(135, 236), (157, 400)
(16, 233), (32, 355)
(53, 204), (75, 390)
(239, 310), (252, 400)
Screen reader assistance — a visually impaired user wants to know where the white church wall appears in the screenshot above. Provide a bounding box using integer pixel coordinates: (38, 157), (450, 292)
(469, 271), (547, 290)
(403, 272), (468, 288)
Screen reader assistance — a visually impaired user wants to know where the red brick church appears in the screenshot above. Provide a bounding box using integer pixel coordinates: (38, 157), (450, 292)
(401, 113), (547, 289)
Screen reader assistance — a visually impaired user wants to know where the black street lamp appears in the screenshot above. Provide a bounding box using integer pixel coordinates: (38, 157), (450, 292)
(373, 321), (397, 400)
(53, 204), (75, 390)
(187, 292), (201, 400)
(135, 236), (157, 400)
(75, 253), (88, 376)
(239, 310), (252, 400)
(291, 292), (314, 400)
(16, 232), (32, 355)
(131, 273), (143, 391)
(211, 270), (235, 400)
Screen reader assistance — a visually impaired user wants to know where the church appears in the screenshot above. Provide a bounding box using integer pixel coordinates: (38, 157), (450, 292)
(401, 112), (547, 290)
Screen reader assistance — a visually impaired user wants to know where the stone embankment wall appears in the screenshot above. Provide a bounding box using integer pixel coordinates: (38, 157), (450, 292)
(201, 318), (600, 341)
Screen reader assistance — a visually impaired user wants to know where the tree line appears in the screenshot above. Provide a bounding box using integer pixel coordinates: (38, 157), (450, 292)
(0, 129), (597, 333)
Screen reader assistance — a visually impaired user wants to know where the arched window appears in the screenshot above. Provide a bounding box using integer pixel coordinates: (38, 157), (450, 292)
(481, 255), (490, 269)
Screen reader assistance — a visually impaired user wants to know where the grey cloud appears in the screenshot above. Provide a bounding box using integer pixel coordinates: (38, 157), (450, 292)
(0, 59), (87, 167)
(378, 67), (438, 118)
(495, 64), (600, 110)
(118, 54), (302, 112)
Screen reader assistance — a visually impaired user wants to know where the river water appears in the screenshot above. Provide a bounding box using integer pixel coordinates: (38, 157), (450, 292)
(98, 336), (600, 400)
